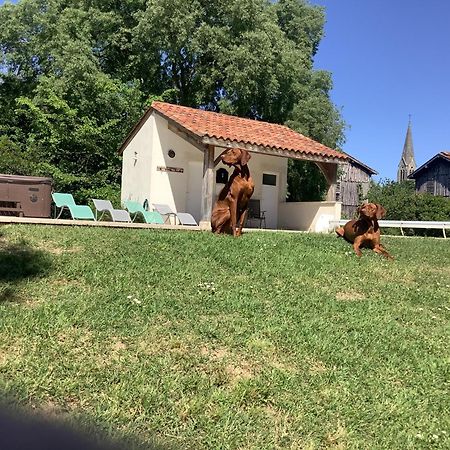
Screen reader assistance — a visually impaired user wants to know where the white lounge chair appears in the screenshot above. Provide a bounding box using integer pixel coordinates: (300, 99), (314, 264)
(92, 199), (131, 222)
(152, 203), (198, 226)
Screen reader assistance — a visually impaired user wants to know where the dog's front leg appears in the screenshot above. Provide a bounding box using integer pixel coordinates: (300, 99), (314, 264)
(236, 208), (248, 237)
(373, 244), (394, 260)
(229, 200), (239, 237)
(352, 236), (364, 257)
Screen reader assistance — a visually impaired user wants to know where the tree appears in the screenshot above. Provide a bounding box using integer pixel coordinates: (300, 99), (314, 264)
(367, 179), (450, 235)
(0, 0), (345, 202)
(1, 0), (143, 200)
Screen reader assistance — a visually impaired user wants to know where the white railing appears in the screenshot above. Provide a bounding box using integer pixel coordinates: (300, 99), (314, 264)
(329, 219), (450, 238)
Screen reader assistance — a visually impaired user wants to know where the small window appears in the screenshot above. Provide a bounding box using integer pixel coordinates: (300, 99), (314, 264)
(357, 183), (364, 202)
(335, 181), (341, 202)
(216, 168), (229, 184)
(262, 173), (277, 186)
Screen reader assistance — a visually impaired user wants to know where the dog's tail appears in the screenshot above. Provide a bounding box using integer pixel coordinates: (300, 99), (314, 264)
(335, 227), (345, 238)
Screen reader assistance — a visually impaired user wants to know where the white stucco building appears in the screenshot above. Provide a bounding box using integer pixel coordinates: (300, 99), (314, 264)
(119, 101), (348, 232)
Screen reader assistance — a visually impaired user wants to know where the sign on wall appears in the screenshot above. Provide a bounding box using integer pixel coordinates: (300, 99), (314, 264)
(157, 166), (184, 173)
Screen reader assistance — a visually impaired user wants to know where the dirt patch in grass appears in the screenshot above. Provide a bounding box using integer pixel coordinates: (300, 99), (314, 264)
(336, 291), (366, 301)
(200, 346), (229, 360)
(271, 358), (298, 374)
(35, 242), (83, 255)
(111, 338), (127, 352)
(325, 422), (348, 449)
(0, 338), (28, 367)
(225, 362), (254, 383)
(200, 345), (256, 384)
(308, 359), (328, 374)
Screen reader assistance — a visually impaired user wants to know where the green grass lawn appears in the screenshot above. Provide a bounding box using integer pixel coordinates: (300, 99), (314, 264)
(0, 225), (449, 449)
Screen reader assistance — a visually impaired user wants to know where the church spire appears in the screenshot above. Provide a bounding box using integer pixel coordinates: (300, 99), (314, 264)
(397, 117), (417, 182)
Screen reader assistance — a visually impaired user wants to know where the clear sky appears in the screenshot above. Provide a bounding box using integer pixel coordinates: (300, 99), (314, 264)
(310, 0), (450, 180)
(2, 0), (450, 180)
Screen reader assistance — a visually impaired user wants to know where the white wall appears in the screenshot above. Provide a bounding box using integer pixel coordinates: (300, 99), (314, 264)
(279, 201), (342, 232)
(121, 112), (204, 218)
(149, 113), (203, 214)
(121, 111), (289, 226)
(121, 115), (154, 205)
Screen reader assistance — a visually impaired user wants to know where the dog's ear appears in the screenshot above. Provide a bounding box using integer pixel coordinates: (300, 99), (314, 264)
(375, 204), (386, 219)
(240, 149), (251, 166)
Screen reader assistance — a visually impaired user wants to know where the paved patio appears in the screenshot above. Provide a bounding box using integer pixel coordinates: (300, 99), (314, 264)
(0, 215), (201, 231)
(0, 215), (304, 233)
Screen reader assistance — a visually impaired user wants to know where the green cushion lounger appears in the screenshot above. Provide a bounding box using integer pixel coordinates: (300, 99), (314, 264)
(92, 199), (131, 222)
(52, 193), (95, 220)
(123, 200), (164, 224)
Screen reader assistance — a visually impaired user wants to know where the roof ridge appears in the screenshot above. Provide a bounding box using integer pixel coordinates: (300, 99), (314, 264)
(151, 101), (304, 132)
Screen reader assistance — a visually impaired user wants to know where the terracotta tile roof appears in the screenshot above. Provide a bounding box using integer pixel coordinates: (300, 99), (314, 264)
(151, 101), (346, 161)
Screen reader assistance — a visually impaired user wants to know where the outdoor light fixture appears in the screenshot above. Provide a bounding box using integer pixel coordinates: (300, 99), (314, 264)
(168, 149), (176, 158)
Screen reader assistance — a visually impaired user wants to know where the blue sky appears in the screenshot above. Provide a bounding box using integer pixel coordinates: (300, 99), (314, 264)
(310, 0), (450, 180)
(2, 1), (449, 180)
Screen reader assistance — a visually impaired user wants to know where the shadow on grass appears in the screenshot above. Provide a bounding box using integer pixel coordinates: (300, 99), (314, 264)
(0, 241), (52, 282)
(0, 237), (53, 303)
(0, 399), (173, 450)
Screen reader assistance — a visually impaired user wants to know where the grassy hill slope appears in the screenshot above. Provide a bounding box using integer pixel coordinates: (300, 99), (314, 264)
(1, 225), (449, 449)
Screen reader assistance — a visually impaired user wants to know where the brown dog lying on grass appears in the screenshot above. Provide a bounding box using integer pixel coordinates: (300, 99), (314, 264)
(211, 148), (254, 236)
(336, 203), (393, 259)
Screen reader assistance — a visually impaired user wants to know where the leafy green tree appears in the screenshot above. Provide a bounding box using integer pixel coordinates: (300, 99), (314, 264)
(133, 0), (346, 199)
(367, 179), (417, 220)
(367, 179), (450, 235)
(0, 136), (34, 175)
(1, 0), (143, 200)
(1, 0), (345, 202)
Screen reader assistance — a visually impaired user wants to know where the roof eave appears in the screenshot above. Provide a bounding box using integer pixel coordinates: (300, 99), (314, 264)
(117, 106), (154, 155)
(408, 152), (450, 178)
(201, 135), (347, 164)
(342, 152), (378, 175)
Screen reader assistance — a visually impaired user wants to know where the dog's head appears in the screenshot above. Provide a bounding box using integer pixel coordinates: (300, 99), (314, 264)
(221, 148), (251, 167)
(358, 203), (386, 220)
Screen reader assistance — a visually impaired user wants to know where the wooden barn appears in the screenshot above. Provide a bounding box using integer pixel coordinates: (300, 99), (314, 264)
(336, 156), (378, 218)
(408, 151), (450, 197)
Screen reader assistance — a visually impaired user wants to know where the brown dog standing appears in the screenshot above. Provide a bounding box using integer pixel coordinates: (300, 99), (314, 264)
(336, 203), (393, 259)
(211, 148), (255, 236)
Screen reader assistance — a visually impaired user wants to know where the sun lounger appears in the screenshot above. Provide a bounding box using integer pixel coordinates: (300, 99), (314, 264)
(92, 199), (131, 222)
(52, 193), (95, 220)
(152, 203), (198, 226)
(123, 200), (164, 224)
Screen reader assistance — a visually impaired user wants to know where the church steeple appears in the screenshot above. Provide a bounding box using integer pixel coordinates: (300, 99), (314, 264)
(397, 116), (417, 182)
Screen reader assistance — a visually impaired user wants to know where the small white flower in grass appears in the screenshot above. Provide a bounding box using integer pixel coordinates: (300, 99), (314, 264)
(418, 308), (424, 311)
(415, 433), (423, 439)
(132, 298), (142, 305)
(432, 315), (437, 319)
(198, 281), (216, 293)
(127, 295), (133, 299)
